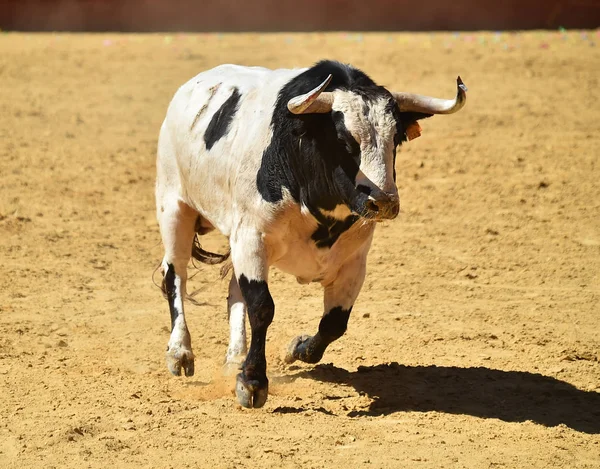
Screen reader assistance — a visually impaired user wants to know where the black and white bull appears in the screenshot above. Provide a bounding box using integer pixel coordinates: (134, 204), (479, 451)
(156, 60), (467, 408)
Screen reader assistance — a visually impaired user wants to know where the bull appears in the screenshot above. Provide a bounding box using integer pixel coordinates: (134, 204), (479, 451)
(156, 60), (467, 408)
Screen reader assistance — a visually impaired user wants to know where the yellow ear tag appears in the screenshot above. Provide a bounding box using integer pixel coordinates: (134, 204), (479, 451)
(405, 121), (422, 141)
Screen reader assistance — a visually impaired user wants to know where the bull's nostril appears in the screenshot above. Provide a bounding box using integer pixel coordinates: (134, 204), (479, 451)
(366, 200), (379, 212)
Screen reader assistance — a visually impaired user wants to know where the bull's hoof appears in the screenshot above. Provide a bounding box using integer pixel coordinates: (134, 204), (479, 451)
(284, 334), (312, 364)
(166, 346), (195, 377)
(235, 373), (268, 408)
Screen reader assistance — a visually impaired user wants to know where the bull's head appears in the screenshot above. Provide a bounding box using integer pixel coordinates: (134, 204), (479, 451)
(287, 74), (467, 221)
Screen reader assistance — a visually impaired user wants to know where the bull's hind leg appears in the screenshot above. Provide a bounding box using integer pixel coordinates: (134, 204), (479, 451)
(285, 250), (368, 364)
(158, 198), (198, 377)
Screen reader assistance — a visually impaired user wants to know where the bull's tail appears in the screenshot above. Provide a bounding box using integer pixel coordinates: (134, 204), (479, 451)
(185, 235), (232, 305)
(191, 233), (230, 265)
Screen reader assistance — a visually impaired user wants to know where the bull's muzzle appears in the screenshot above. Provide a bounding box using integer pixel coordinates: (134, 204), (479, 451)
(366, 193), (400, 220)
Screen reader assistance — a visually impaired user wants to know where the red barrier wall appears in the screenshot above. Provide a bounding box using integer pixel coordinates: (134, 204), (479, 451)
(2, 0), (599, 31)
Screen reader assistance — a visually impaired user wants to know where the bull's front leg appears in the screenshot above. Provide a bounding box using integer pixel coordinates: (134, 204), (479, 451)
(230, 230), (274, 408)
(224, 274), (247, 372)
(285, 249), (368, 365)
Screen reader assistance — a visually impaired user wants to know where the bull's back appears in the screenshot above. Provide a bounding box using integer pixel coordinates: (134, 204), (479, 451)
(157, 65), (303, 235)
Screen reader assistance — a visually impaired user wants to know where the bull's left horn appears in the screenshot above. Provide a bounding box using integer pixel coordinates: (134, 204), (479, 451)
(393, 76), (467, 114)
(287, 74), (334, 114)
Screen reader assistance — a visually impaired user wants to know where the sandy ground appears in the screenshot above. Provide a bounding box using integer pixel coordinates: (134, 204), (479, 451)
(1, 31), (599, 468)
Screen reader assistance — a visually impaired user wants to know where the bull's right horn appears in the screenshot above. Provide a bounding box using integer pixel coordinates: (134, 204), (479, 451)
(287, 74), (334, 114)
(393, 76), (467, 114)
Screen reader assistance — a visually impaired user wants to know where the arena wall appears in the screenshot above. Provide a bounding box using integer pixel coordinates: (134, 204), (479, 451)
(1, 0), (599, 31)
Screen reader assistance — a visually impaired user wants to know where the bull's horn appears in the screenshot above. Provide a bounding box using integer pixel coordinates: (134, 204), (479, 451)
(287, 74), (334, 114)
(393, 76), (467, 114)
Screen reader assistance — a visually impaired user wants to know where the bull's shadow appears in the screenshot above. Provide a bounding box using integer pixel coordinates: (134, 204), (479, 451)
(285, 362), (600, 434)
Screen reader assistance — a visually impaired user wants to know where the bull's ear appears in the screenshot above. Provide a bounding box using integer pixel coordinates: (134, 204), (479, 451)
(399, 112), (432, 141)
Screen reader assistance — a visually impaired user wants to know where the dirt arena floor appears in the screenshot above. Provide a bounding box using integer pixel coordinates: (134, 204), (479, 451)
(1, 31), (599, 468)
